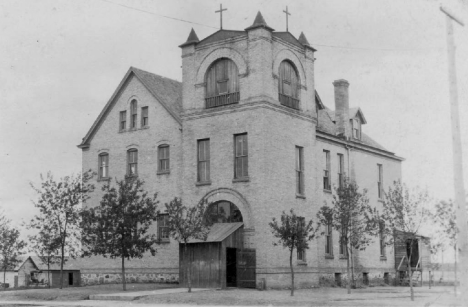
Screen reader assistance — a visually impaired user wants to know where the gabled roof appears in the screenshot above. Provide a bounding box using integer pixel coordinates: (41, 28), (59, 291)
(30, 256), (81, 271)
(316, 99), (389, 152)
(326, 107), (367, 125)
(78, 67), (182, 148)
(187, 223), (243, 243)
(197, 30), (245, 47)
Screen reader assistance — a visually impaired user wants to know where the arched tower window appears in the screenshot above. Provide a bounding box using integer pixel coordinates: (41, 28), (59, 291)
(205, 58), (240, 108)
(206, 201), (243, 224)
(278, 60), (300, 110)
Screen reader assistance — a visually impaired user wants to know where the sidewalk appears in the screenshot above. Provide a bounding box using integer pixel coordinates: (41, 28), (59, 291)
(89, 287), (210, 301)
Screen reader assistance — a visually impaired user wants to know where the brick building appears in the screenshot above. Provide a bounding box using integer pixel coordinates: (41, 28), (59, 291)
(78, 12), (404, 288)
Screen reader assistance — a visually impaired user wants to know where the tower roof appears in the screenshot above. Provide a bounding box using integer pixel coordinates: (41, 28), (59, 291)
(179, 28), (200, 47)
(298, 32), (310, 46)
(245, 11), (275, 31)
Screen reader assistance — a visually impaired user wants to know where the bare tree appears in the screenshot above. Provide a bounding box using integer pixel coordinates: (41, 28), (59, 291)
(164, 197), (210, 293)
(30, 170), (95, 289)
(317, 177), (378, 294)
(81, 177), (159, 291)
(269, 209), (318, 296)
(380, 180), (431, 301)
(430, 200), (457, 295)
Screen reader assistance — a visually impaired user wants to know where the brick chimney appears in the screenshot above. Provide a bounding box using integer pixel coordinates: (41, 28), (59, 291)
(333, 79), (350, 138)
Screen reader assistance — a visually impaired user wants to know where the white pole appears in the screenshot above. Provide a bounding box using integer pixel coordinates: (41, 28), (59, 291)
(440, 6), (467, 297)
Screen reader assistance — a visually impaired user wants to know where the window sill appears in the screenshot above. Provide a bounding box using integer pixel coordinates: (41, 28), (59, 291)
(125, 174), (138, 179)
(157, 170), (170, 175)
(380, 256), (387, 261)
(378, 199), (384, 203)
(98, 177), (110, 182)
(296, 260), (307, 266)
(323, 189), (332, 194)
(158, 239), (170, 244)
(325, 255), (334, 259)
(195, 181), (212, 186)
(296, 194), (306, 199)
(339, 255), (348, 260)
(233, 177), (250, 183)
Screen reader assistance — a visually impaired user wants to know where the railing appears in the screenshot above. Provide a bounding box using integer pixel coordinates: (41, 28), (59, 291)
(205, 92), (240, 108)
(279, 93), (300, 110)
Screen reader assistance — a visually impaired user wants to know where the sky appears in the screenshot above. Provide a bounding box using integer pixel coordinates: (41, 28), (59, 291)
(1, 0), (468, 243)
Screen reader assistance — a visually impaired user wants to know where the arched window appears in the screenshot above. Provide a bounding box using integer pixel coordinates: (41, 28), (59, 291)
(278, 60), (300, 110)
(206, 201), (243, 224)
(130, 100), (138, 129)
(98, 153), (109, 179)
(127, 149), (138, 176)
(205, 58), (240, 108)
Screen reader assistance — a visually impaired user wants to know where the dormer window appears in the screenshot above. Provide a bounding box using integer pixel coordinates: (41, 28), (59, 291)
(352, 118), (361, 139)
(278, 60), (300, 110)
(205, 58), (239, 108)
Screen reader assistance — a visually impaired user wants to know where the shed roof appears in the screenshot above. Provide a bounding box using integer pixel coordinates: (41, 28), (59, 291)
(187, 223), (243, 243)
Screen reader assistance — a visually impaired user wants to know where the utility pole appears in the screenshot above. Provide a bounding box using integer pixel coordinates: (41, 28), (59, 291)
(440, 6), (467, 297)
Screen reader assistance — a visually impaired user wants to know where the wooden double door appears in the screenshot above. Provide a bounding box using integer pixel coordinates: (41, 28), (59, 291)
(227, 248), (256, 288)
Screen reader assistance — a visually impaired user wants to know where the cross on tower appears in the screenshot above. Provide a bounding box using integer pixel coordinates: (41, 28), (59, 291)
(283, 6), (291, 31)
(215, 4), (227, 29)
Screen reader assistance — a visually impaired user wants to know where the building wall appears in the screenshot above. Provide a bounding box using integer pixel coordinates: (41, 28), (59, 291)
(316, 137), (402, 286)
(2, 272), (16, 287)
(17, 258), (37, 287)
(81, 74), (182, 276)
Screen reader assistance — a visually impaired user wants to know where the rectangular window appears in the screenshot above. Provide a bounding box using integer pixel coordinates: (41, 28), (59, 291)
(158, 214), (169, 241)
(339, 233), (348, 257)
(297, 217), (306, 261)
(127, 150), (138, 176)
(323, 150), (331, 190)
(120, 111), (126, 131)
(378, 164), (383, 199)
(234, 134), (248, 179)
(141, 107), (148, 127)
(352, 118), (360, 139)
(325, 220), (333, 255)
(198, 139), (210, 182)
(131, 101), (137, 128)
(379, 221), (386, 257)
(99, 154), (109, 179)
(296, 146), (304, 195)
(337, 154), (344, 189)
(158, 145), (170, 173)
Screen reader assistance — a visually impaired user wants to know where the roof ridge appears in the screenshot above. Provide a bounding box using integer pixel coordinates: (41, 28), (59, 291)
(130, 66), (181, 84)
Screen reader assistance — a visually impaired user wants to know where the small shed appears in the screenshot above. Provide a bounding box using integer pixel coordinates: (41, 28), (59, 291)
(179, 222), (256, 289)
(394, 230), (431, 285)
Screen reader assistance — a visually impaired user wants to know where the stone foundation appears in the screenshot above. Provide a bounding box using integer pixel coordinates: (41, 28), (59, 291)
(319, 271), (396, 288)
(80, 272), (178, 286)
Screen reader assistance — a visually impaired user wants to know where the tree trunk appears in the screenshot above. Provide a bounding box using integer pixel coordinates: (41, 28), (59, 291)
(441, 249), (444, 282)
(350, 246), (355, 288)
(454, 244), (457, 297)
(60, 241), (65, 289)
(3, 267), (6, 291)
(347, 244), (351, 294)
(185, 242), (191, 293)
(121, 254), (127, 291)
(408, 244), (414, 301)
(47, 261), (50, 288)
(290, 248), (294, 296)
